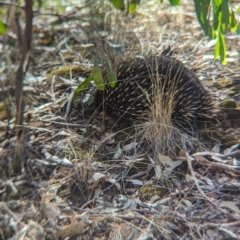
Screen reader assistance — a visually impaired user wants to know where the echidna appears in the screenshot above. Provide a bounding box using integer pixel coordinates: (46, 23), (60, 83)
(95, 55), (213, 132)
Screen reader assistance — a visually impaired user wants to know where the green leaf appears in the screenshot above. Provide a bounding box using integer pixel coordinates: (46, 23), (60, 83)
(87, 88), (95, 105)
(214, 30), (227, 65)
(109, 0), (125, 10)
(0, 20), (6, 35)
(74, 76), (93, 99)
(129, 3), (137, 14)
(168, 0), (180, 6)
(229, 10), (237, 32)
(213, 0), (221, 30)
(237, 23), (240, 34)
(193, 0), (215, 38)
(214, 38), (220, 59)
(221, 0), (229, 33)
(131, 0), (141, 4)
(219, 31), (226, 65)
(93, 61), (105, 90)
(237, 6), (240, 13)
(106, 60), (117, 88)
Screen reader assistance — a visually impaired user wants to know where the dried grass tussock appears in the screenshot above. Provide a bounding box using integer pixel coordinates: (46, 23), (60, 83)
(135, 84), (179, 158)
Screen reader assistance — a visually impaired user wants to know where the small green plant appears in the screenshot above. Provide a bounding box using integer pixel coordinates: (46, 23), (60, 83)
(74, 58), (117, 99)
(0, 9), (6, 35)
(0, 20), (6, 35)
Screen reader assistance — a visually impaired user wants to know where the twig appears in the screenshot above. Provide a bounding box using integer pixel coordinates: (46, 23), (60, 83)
(181, 135), (239, 221)
(184, 149), (207, 198)
(181, 134), (207, 198)
(38, 118), (91, 128)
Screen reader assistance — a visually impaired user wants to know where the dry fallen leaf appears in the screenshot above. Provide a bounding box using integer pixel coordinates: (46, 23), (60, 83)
(56, 215), (91, 238)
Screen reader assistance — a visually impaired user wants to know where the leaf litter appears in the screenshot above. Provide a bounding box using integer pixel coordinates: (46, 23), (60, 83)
(0, 0), (240, 239)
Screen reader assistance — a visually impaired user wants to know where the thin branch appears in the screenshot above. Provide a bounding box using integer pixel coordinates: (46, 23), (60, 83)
(15, 0), (33, 137)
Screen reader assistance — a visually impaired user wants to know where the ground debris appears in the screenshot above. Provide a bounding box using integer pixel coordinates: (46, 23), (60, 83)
(1, 0), (240, 239)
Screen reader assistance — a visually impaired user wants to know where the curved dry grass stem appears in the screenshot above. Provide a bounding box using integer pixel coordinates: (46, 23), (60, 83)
(135, 57), (193, 157)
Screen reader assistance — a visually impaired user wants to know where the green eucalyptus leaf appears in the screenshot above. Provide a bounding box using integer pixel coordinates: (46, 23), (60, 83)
(237, 23), (240, 34)
(0, 20), (6, 35)
(106, 60), (117, 88)
(109, 0), (125, 10)
(229, 10), (237, 32)
(214, 36), (220, 59)
(168, 0), (180, 6)
(215, 29), (226, 65)
(194, 0), (215, 38)
(129, 3), (138, 13)
(74, 76), (93, 99)
(213, 0), (221, 30)
(221, 0), (229, 33)
(87, 88), (95, 105)
(219, 31), (226, 65)
(93, 61), (105, 91)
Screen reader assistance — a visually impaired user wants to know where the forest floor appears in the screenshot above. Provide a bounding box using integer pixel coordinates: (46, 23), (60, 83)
(1, 0), (240, 239)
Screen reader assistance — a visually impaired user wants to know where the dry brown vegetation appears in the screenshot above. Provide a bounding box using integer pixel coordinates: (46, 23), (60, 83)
(0, 0), (240, 239)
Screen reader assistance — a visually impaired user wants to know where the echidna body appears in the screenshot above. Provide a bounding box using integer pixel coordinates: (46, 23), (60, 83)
(95, 56), (213, 131)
